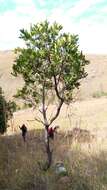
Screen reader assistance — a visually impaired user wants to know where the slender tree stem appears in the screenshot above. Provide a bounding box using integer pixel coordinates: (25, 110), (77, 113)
(42, 81), (48, 126)
(49, 99), (64, 126)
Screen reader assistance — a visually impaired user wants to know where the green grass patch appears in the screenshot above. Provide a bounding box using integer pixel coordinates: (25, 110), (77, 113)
(92, 91), (107, 98)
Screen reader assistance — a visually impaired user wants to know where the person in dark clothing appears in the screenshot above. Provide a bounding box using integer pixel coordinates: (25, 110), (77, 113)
(48, 125), (59, 140)
(19, 124), (27, 142)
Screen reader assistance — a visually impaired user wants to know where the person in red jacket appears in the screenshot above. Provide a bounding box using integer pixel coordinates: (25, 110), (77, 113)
(48, 125), (59, 139)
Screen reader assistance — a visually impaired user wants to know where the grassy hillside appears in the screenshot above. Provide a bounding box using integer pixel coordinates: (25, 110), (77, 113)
(0, 51), (23, 100)
(0, 51), (107, 140)
(1, 51), (107, 136)
(1, 51), (107, 189)
(0, 51), (107, 100)
(79, 54), (107, 99)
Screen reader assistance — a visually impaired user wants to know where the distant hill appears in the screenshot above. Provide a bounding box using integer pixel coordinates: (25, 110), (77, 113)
(1, 51), (107, 140)
(0, 51), (23, 100)
(79, 54), (107, 100)
(0, 50), (107, 100)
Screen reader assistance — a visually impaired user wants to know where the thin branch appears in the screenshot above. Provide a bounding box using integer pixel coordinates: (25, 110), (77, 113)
(47, 53), (65, 126)
(34, 117), (45, 125)
(57, 59), (64, 84)
(49, 104), (56, 122)
(47, 53), (63, 101)
(53, 74), (64, 101)
(49, 99), (64, 126)
(42, 81), (48, 126)
(39, 109), (43, 114)
(27, 116), (44, 125)
(45, 94), (52, 111)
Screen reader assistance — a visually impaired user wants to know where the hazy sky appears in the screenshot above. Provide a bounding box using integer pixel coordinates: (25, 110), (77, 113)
(0, 0), (107, 53)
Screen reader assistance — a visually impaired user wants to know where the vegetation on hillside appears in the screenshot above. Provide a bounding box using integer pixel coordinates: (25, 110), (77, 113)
(0, 87), (17, 134)
(12, 20), (89, 168)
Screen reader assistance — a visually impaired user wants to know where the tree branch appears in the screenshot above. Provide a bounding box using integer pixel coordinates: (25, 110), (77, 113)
(34, 117), (45, 125)
(27, 116), (45, 125)
(49, 99), (64, 126)
(53, 74), (64, 101)
(47, 53), (63, 101)
(57, 59), (64, 84)
(42, 81), (48, 127)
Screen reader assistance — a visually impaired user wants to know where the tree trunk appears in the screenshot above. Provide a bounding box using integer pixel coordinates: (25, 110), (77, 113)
(45, 128), (53, 169)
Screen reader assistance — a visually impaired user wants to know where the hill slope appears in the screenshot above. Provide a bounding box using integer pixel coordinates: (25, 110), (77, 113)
(0, 51), (107, 190)
(0, 51), (23, 100)
(0, 51), (107, 136)
(79, 54), (107, 99)
(0, 51), (107, 100)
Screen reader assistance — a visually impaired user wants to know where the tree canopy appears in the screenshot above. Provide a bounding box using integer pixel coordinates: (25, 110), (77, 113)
(12, 20), (89, 169)
(12, 20), (89, 127)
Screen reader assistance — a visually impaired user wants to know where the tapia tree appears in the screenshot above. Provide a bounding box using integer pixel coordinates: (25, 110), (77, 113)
(12, 20), (89, 169)
(0, 87), (17, 134)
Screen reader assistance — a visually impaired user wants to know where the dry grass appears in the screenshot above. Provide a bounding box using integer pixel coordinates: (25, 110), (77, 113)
(7, 97), (107, 137)
(1, 51), (107, 189)
(1, 128), (107, 190)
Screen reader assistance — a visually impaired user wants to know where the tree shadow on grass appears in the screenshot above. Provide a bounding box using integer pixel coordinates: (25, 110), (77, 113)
(0, 129), (107, 190)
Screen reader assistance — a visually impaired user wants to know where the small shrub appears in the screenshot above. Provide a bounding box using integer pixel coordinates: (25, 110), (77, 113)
(92, 91), (107, 98)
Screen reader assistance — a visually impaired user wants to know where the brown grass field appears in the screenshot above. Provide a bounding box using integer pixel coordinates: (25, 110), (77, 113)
(0, 51), (107, 189)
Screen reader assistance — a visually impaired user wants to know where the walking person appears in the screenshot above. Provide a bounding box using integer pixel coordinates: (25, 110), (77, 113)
(19, 124), (27, 142)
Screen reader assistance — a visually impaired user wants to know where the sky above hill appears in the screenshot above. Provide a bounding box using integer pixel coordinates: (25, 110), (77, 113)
(0, 0), (107, 53)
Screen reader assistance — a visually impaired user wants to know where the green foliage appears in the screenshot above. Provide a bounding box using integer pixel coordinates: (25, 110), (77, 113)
(92, 91), (107, 98)
(6, 100), (17, 120)
(12, 20), (89, 127)
(0, 87), (17, 134)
